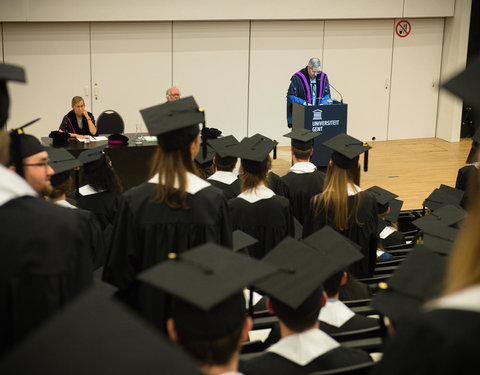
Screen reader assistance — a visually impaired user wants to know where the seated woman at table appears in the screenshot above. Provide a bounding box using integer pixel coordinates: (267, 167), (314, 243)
(59, 96), (97, 139)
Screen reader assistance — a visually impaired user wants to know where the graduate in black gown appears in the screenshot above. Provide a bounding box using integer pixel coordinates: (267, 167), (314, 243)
(137, 243), (275, 375)
(240, 237), (371, 375)
(76, 145), (124, 250)
(455, 128), (479, 208)
(228, 134), (294, 259)
(0, 64), (92, 355)
(281, 129), (325, 225)
(46, 147), (106, 270)
(103, 97), (232, 330)
(207, 135), (241, 199)
(303, 133), (378, 278)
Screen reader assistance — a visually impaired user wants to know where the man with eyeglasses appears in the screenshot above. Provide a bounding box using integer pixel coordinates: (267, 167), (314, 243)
(286, 57), (331, 128)
(166, 86), (181, 102)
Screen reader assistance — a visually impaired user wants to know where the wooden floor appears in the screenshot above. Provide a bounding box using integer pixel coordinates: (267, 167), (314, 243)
(271, 138), (472, 210)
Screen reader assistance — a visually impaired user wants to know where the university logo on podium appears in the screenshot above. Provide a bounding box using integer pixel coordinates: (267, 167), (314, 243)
(313, 109), (323, 120)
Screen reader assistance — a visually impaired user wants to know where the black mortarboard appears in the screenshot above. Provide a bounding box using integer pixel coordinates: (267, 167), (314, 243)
(385, 198), (404, 223)
(78, 145), (109, 172)
(108, 133), (129, 145)
(232, 230), (258, 252)
(49, 130), (71, 147)
(371, 246), (447, 324)
(365, 185), (398, 208)
(283, 128), (321, 151)
(194, 143), (215, 168)
(423, 184), (464, 211)
(413, 204), (465, 229)
(303, 226), (364, 270)
(255, 237), (340, 310)
(323, 133), (371, 171)
(234, 134), (278, 174)
(208, 135), (239, 158)
(140, 96), (204, 151)
(443, 53), (480, 111)
(47, 147), (82, 175)
(414, 219), (460, 255)
(0, 284), (201, 375)
(9, 133), (45, 162)
(0, 63), (26, 127)
(137, 242), (275, 339)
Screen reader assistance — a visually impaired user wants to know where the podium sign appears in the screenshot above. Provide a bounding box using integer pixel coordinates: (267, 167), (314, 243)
(292, 102), (348, 167)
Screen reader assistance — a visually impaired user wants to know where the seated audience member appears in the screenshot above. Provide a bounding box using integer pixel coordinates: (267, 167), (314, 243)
(0, 283), (201, 375)
(46, 147), (106, 270)
(194, 143), (216, 179)
(77, 145), (124, 247)
(455, 127), (479, 208)
(0, 63), (92, 355)
(281, 129), (325, 225)
(365, 186), (406, 255)
(303, 133), (377, 279)
(136, 243), (275, 375)
(59, 96), (97, 139)
(240, 237), (371, 375)
(103, 97), (232, 331)
(166, 86), (181, 101)
(207, 135), (241, 199)
(228, 134), (294, 259)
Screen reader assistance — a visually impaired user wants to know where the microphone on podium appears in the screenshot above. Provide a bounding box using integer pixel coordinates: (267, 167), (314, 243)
(329, 82), (344, 104)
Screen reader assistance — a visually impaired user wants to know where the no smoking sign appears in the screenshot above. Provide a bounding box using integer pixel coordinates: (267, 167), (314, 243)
(396, 20), (411, 38)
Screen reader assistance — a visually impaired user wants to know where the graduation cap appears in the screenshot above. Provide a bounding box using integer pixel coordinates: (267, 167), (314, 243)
(283, 128), (321, 151)
(303, 225), (364, 270)
(78, 144), (109, 171)
(207, 135), (240, 168)
(49, 130), (71, 147)
(323, 133), (371, 171)
(232, 230), (258, 252)
(140, 96), (204, 151)
(443, 52), (480, 112)
(137, 242), (276, 339)
(423, 184), (464, 211)
(254, 236), (341, 310)
(47, 147), (83, 186)
(0, 284), (201, 375)
(371, 246), (447, 324)
(413, 204), (465, 229)
(234, 134), (278, 174)
(0, 63), (26, 127)
(365, 185), (399, 213)
(414, 219), (460, 256)
(108, 133), (129, 145)
(385, 198), (404, 223)
(194, 143), (215, 169)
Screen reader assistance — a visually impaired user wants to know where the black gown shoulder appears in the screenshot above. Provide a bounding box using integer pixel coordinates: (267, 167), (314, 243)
(268, 172), (290, 198)
(207, 178), (241, 200)
(228, 195), (294, 259)
(303, 190), (378, 278)
(373, 308), (480, 375)
(0, 196), (93, 355)
(281, 170), (325, 225)
(240, 346), (371, 375)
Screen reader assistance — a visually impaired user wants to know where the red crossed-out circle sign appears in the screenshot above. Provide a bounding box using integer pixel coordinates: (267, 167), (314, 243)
(396, 20), (411, 38)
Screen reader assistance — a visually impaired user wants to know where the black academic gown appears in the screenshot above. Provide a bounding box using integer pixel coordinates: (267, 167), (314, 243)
(281, 168), (325, 225)
(59, 110), (96, 136)
(373, 308), (480, 375)
(0, 196), (93, 355)
(103, 178), (232, 331)
(303, 190), (378, 278)
(240, 346), (370, 375)
(207, 178), (241, 200)
(75, 190), (123, 250)
(267, 172), (291, 199)
(228, 192), (294, 259)
(455, 165), (478, 208)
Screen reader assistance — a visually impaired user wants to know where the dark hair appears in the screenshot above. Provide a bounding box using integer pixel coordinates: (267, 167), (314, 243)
(239, 156), (270, 191)
(49, 172), (73, 200)
(175, 324), (243, 366)
(323, 271), (344, 297)
(292, 146), (312, 161)
(81, 156), (123, 193)
(150, 144), (197, 209)
(215, 156), (236, 172)
(195, 163), (215, 180)
(270, 287), (323, 332)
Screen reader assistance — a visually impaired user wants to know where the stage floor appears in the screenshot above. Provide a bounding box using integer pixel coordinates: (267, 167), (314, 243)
(271, 137), (472, 210)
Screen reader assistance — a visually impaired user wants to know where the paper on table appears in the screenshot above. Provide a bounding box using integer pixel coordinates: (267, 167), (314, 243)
(77, 136), (108, 142)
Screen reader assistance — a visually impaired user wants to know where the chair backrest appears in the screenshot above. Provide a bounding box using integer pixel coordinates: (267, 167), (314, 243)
(96, 110), (125, 134)
(308, 361), (375, 375)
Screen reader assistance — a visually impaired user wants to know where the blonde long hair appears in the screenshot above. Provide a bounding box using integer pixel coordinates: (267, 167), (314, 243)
(312, 163), (361, 230)
(443, 170), (480, 295)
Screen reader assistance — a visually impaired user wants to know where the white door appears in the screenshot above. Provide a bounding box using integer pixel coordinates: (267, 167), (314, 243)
(90, 22), (172, 134)
(387, 18), (444, 139)
(172, 21), (250, 140)
(249, 20), (325, 146)
(323, 19), (394, 142)
(3, 23), (91, 139)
